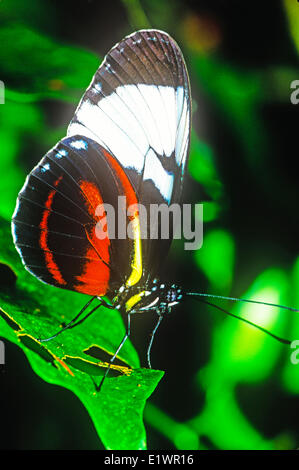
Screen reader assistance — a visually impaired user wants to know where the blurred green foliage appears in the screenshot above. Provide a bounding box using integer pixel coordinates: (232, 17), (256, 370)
(195, 229), (235, 291)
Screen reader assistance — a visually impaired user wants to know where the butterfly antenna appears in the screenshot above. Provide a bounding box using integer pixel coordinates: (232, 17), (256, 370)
(185, 292), (299, 313)
(189, 296), (291, 345)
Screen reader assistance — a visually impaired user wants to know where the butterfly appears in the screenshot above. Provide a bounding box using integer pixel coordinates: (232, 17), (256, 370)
(11, 29), (298, 390)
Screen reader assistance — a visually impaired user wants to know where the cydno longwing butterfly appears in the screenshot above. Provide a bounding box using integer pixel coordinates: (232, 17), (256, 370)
(11, 29), (298, 390)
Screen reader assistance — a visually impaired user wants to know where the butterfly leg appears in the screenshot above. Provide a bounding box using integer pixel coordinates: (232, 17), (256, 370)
(147, 312), (164, 368)
(37, 296), (100, 342)
(95, 312), (131, 392)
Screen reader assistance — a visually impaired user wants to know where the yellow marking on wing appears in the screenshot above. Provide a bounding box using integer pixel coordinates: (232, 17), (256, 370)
(125, 213), (143, 288)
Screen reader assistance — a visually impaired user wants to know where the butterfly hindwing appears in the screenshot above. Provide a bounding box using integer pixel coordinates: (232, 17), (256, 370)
(12, 136), (142, 296)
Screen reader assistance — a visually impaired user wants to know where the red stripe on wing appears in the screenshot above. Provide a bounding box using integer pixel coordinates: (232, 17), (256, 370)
(39, 176), (67, 286)
(74, 180), (110, 296)
(103, 149), (139, 209)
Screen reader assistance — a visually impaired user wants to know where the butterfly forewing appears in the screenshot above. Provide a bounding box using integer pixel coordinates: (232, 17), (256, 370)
(68, 29), (191, 276)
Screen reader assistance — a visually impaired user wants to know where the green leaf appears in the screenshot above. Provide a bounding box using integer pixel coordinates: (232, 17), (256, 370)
(0, 216), (164, 449)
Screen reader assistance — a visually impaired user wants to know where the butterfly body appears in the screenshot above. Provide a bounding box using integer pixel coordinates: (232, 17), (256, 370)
(109, 280), (183, 315)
